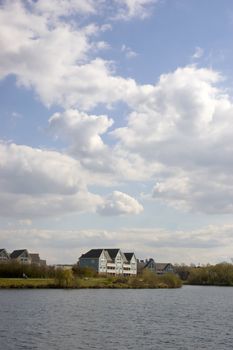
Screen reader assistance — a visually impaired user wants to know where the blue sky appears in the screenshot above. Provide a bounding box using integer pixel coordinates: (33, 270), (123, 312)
(1, 0), (233, 264)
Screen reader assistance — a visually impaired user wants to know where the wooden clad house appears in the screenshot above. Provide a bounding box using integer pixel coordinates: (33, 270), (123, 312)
(10, 249), (32, 264)
(79, 248), (137, 276)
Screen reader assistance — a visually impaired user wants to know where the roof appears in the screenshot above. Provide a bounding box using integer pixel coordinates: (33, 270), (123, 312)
(124, 253), (134, 262)
(105, 249), (120, 260)
(10, 249), (28, 259)
(144, 258), (155, 269)
(80, 249), (104, 259)
(156, 263), (172, 271)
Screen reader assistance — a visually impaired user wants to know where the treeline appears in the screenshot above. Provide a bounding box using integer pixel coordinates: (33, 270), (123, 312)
(175, 263), (233, 286)
(0, 261), (56, 278)
(0, 262), (98, 279)
(0, 263), (182, 289)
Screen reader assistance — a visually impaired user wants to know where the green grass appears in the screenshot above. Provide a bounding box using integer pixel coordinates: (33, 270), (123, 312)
(76, 273), (182, 289)
(0, 278), (55, 288)
(0, 273), (182, 289)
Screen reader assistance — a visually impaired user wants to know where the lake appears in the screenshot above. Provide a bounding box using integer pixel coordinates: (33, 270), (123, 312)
(0, 286), (232, 349)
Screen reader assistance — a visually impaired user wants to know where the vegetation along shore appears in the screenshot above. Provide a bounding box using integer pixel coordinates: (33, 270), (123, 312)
(0, 262), (181, 289)
(175, 263), (233, 286)
(2, 261), (233, 289)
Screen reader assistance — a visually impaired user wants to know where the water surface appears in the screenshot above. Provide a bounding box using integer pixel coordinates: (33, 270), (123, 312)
(0, 286), (232, 349)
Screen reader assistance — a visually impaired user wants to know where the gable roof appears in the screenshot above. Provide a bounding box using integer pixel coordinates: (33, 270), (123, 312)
(10, 249), (28, 259)
(80, 249), (104, 259)
(124, 253), (134, 262)
(144, 258), (155, 269)
(105, 249), (120, 260)
(156, 263), (172, 271)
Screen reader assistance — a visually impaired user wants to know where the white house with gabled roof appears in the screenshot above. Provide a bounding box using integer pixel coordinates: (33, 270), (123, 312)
(79, 248), (137, 276)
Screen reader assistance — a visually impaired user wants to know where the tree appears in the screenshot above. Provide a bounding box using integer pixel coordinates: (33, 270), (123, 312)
(55, 268), (74, 287)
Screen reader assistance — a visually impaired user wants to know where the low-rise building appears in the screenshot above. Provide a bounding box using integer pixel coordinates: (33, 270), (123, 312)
(0, 249), (10, 262)
(30, 253), (47, 266)
(10, 249), (32, 264)
(138, 258), (174, 275)
(155, 263), (174, 274)
(79, 249), (137, 276)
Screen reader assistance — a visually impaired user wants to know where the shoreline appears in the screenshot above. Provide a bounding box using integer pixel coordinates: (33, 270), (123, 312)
(0, 276), (182, 289)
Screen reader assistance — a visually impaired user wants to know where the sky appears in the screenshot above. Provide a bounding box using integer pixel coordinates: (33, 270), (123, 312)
(1, 0), (233, 264)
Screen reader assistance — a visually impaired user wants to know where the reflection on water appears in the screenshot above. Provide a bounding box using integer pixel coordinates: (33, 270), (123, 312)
(0, 286), (232, 350)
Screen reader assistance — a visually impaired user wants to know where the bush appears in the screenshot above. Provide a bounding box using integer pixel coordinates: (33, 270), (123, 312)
(160, 273), (182, 288)
(54, 268), (74, 288)
(188, 263), (233, 286)
(141, 269), (159, 287)
(72, 265), (97, 278)
(174, 264), (192, 281)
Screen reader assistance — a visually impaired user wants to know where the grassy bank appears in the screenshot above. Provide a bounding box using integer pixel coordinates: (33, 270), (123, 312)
(0, 272), (182, 289)
(0, 278), (55, 288)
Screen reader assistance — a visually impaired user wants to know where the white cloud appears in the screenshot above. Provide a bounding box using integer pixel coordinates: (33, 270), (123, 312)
(121, 44), (137, 58)
(113, 66), (233, 214)
(0, 1), (150, 110)
(32, 0), (96, 18)
(48, 108), (160, 183)
(0, 142), (145, 218)
(49, 109), (113, 156)
(0, 142), (85, 195)
(192, 46), (204, 59)
(115, 0), (158, 20)
(98, 190), (143, 215)
(1, 224), (233, 264)
(18, 219), (32, 226)
(1, 1), (233, 217)
(0, 142), (104, 217)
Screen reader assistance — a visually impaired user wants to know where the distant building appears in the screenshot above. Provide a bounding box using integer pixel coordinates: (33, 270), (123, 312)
(0, 249), (10, 262)
(10, 249), (32, 264)
(155, 263), (174, 275)
(137, 258), (174, 275)
(0, 249), (47, 266)
(30, 253), (47, 266)
(79, 249), (137, 276)
(54, 264), (73, 270)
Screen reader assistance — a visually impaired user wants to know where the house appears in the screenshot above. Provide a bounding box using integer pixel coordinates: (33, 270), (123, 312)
(106, 249), (126, 275)
(10, 249), (32, 264)
(143, 258), (156, 272)
(79, 249), (137, 276)
(155, 263), (174, 275)
(0, 249), (10, 262)
(30, 253), (47, 266)
(124, 253), (137, 276)
(138, 258), (174, 275)
(79, 249), (110, 273)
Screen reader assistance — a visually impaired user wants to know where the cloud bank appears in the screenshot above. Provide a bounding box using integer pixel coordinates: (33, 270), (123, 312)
(1, 0), (233, 222)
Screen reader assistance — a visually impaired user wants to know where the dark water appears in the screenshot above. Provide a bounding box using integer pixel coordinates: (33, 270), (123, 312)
(0, 286), (232, 350)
